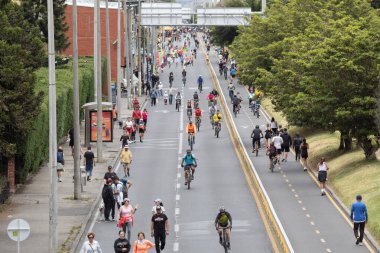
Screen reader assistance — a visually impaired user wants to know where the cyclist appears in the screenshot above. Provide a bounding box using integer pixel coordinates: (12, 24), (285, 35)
(214, 207), (232, 249)
(251, 125), (263, 153)
(186, 99), (193, 119)
(182, 68), (187, 78)
(211, 88), (219, 98)
(213, 110), (222, 134)
(197, 75), (204, 91)
(185, 120), (197, 145)
(175, 92), (182, 111)
(209, 104), (216, 127)
(267, 142), (278, 168)
(193, 91), (199, 107)
(181, 149), (197, 184)
(169, 72), (174, 85)
(227, 82), (235, 102)
(207, 92), (215, 106)
(232, 95), (241, 114)
(195, 107), (202, 130)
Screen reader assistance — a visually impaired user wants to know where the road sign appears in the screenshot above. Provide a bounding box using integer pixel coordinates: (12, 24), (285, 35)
(7, 219), (30, 242)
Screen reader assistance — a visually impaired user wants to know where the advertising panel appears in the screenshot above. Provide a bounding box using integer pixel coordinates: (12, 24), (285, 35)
(90, 110), (113, 142)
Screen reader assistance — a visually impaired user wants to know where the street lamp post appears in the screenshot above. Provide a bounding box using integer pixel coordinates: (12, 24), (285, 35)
(47, 0), (57, 251)
(96, 0), (103, 162)
(117, 0), (122, 122)
(106, 0), (113, 103)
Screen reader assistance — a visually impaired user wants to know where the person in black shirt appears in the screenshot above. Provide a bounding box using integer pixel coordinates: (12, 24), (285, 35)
(114, 230), (131, 253)
(102, 178), (115, 222)
(104, 165), (117, 183)
(293, 133), (302, 161)
(150, 206), (169, 253)
(84, 146), (95, 181)
(68, 128), (74, 154)
(281, 128), (292, 162)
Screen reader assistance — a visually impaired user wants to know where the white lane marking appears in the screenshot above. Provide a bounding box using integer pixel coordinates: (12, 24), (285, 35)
(315, 230), (320, 234)
(326, 248), (332, 252)
(178, 133), (183, 155)
(285, 179), (289, 183)
(176, 183), (181, 189)
(175, 224), (180, 232)
(306, 214), (310, 218)
(178, 157), (182, 161)
(291, 189), (295, 192)
(175, 208), (180, 215)
(295, 194), (299, 198)
(173, 242), (179, 252)
(298, 200), (302, 204)
(310, 221), (315, 226)
(176, 194), (181, 201)
(288, 184), (292, 187)
(302, 207), (307, 211)
(321, 238), (326, 243)
(177, 173), (181, 178)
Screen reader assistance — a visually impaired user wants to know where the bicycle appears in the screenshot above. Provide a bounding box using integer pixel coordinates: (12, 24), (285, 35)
(219, 67), (223, 76)
(269, 156), (278, 172)
(253, 139), (260, 157)
(198, 83), (203, 93)
(182, 77), (186, 86)
(187, 109), (192, 121)
(188, 133), (195, 150)
(194, 99), (199, 109)
(217, 226), (231, 252)
(215, 122), (221, 138)
(233, 104), (238, 118)
(253, 106), (260, 118)
(210, 116), (215, 129)
(184, 165), (193, 189)
(195, 117), (201, 131)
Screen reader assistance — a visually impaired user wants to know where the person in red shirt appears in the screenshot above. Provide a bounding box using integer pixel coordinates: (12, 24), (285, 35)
(132, 108), (141, 125)
(132, 97), (139, 109)
(195, 107), (202, 131)
(207, 92), (215, 106)
(142, 108), (148, 127)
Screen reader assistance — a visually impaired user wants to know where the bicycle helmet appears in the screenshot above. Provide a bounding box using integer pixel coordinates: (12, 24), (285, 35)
(219, 206), (226, 212)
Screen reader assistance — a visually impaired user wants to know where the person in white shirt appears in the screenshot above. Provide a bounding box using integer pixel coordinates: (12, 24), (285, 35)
(152, 199), (166, 214)
(112, 178), (124, 210)
(272, 133), (283, 164)
(81, 232), (102, 253)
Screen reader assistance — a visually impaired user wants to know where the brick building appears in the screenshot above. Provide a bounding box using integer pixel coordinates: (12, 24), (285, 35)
(63, 2), (125, 80)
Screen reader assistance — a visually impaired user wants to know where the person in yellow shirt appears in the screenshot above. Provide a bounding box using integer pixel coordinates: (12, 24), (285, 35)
(120, 145), (133, 177)
(185, 121), (197, 146)
(213, 110), (222, 124)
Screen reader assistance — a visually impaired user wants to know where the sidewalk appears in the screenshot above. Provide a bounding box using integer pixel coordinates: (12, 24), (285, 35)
(0, 95), (146, 253)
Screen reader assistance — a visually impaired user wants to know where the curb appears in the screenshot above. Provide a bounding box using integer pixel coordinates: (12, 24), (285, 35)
(69, 97), (149, 253)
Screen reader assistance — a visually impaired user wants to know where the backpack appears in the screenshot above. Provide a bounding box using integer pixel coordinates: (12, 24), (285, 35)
(57, 151), (63, 163)
(183, 154), (195, 165)
(269, 145), (277, 156)
(102, 185), (110, 199)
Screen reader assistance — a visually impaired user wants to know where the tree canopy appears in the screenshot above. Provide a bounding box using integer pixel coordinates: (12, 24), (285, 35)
(21, 0), (69, 53)
(231, 0), (380, 158)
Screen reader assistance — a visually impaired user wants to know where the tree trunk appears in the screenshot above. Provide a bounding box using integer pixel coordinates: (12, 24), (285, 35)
(344, 135), (352, 151)
(339, 134), (345, 150)
(360, 137), (379, 160)
(339, 130), (352, 150)
(7, 156), (15, 194)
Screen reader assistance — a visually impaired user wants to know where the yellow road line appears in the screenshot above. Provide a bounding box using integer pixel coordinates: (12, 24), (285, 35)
(200, 37), (290, 253)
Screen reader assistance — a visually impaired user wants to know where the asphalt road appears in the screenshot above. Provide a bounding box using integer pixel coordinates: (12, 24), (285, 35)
(207, 44), (372, 253)
(84, 35), (274, 253)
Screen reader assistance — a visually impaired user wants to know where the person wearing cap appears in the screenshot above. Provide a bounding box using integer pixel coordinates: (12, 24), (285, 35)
(151, 206), (169, 253)
(118, 198), (138, 242)
(152, 199), (166, 214)
(350, 195), (368, 246)
(102, 178), (115, 222)
(120, 145), (133, 177)
(84, 146), (95, 182)
(104, 165), (117, 183)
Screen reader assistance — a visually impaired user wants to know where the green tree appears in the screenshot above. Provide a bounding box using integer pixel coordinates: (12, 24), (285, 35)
(0, 2), (45, 181)
(231, 0), (380, 158)
(21, 0), (69, 53)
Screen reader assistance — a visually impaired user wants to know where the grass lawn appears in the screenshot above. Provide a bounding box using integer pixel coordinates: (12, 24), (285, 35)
(261, 97), (380, 243)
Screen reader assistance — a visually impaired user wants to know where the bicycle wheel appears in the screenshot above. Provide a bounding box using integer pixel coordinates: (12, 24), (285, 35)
(223, 230), (228, 252)
(190, 138), (193, 151)
(255, 143), (259, 157)
(187, 171), (191, 189)
(234, 108), (237, 118)
(270, 159), (274, 172)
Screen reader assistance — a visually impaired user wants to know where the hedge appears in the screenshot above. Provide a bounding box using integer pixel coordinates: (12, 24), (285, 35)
(20, 57), (105, 182)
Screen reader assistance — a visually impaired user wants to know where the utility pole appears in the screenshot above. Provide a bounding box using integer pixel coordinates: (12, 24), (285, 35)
(106, 0), (112, 103)
(96, 0), (103, 162)
(117, 0), (122, 122)
(93, 0), (98, 101)
(47, 0), (57, 251)
(124, 1), (131, 109)
(72, 0), (81, 199)
(137, 0), (142, 96)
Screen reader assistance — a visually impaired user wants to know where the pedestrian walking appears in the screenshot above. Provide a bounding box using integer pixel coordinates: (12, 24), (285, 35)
(118, 198), (138, 242)
(120, 145), (133, 177)
(81, 232), (103, 253)
(142, 109), (148, 127)
(300, 138), (309, 171)
(150, 88), (158, 106)
(102, 178), (115, 221)
(293, 133), (302, 161)
(350, 195), (368, 246)
(57, 146), (64, 182)
(151, 206), (169, 253)
(114, 230), (131, 253)
(281, 128), (292, 162)
(84, 146), (95, 181)
(132, 232), (154, 253)
(317, 157), (329, 196)
(104, 165), (117, 183)
(168, 87), (174, 104)
(151, 199), (166, 214)
(138, 119), (146, 143)
(264, 124), (272, 149)
(120, 133), (130, 148)
(68, 127), (74, 155)
(132, 107), (142, 125)
(270, 117), (278, 134)
(113, 177), (124, 209)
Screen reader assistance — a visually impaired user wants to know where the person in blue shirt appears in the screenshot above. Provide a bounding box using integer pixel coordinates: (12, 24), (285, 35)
(350, 195), (368, 246)
(197, 75), (204, 91)
(181, 150), (197, 185)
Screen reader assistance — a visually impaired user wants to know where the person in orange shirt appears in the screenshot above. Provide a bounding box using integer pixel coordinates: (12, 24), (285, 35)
(185, 121), (197, 146)
(132, 232), (154, 253)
